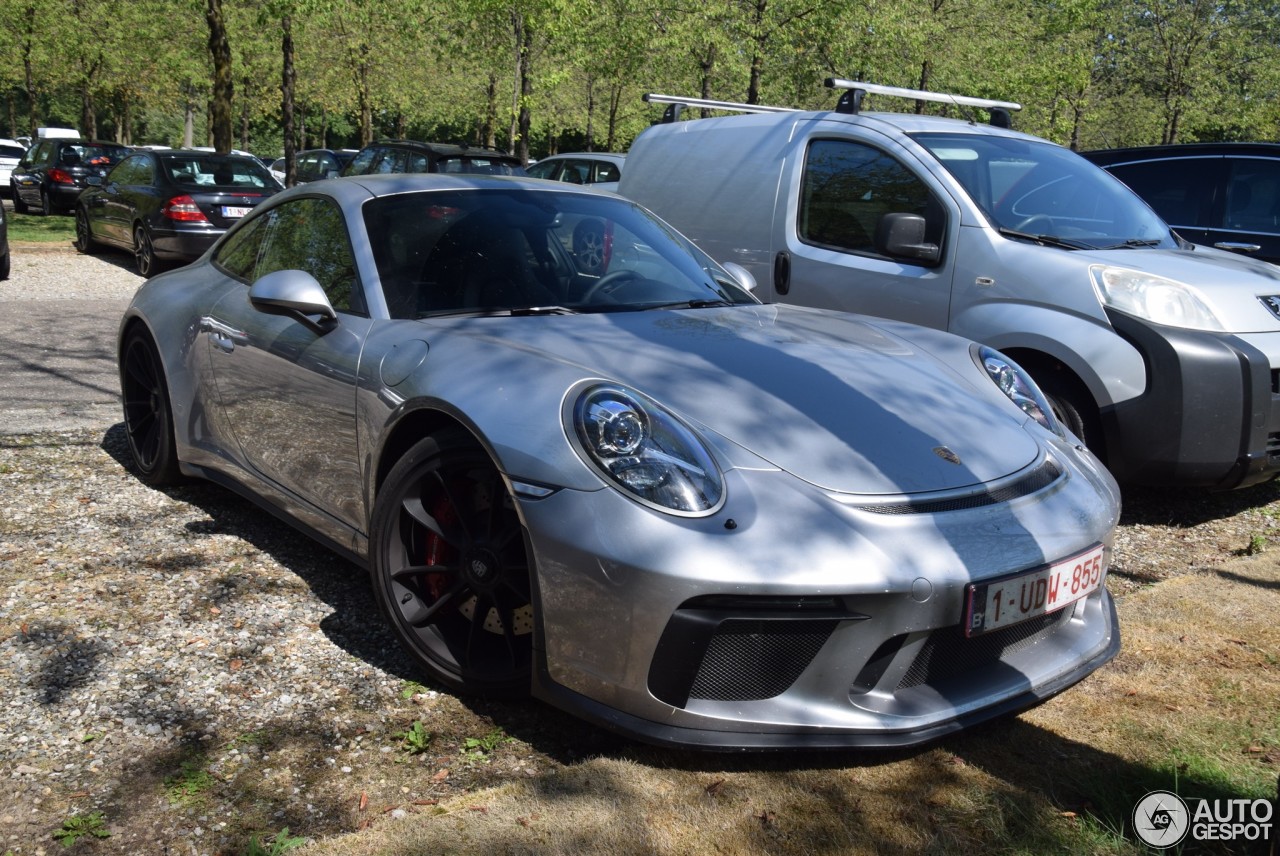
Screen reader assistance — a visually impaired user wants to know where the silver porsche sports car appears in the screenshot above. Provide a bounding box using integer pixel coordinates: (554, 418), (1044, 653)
(118, 173), (1120, 749)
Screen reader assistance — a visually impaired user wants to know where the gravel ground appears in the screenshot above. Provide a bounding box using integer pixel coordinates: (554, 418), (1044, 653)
(1, 244), (1278, 854)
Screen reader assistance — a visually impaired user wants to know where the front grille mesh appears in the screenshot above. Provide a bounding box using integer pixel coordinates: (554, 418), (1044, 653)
(688, 619), (837, 701)
(897, 609), (1070, 690)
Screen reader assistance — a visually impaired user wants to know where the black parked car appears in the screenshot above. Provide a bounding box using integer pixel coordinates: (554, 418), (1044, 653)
(341, 140), (525, 177)
(74, 150), (280, 276)
(0, 202), (10, 280)
(1080, 143), (1280, 265)
(11, 138), (130, 215)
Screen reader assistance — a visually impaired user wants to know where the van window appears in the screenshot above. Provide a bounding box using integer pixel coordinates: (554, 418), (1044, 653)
(799, 139), (942, 259)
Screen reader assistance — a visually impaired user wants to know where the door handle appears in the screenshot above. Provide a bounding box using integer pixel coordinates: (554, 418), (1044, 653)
(1214, 242), (1261, 254)
(773, 251), (791, 296)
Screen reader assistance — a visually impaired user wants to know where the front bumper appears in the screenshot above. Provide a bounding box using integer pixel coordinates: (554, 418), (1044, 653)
(1102, 310), (1280, 489)
(517, 438), (1120, 748)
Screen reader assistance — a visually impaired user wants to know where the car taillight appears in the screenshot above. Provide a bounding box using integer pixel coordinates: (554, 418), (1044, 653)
(162, 195), (208, 222)
(48, 168), (74, 185)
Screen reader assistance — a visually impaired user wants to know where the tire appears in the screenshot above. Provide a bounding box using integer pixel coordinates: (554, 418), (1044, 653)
(119, 327), (183, 486)
(133, 223), (163, 278)
(12, 184), (28, 214)
(40, 189), (57, 216)
(1040, 375), (1103, 459)
(0, 249), (9, 281)
(74, 207), (101, 254)
(370, 432), (535, 697)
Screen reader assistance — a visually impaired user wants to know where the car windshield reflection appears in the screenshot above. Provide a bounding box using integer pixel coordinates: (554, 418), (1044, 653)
(363, 188), (757, 319)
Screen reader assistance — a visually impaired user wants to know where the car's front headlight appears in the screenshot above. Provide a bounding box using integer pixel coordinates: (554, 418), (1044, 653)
(569, 383), (724, 515)
(976, 346), (1064, 438)
(1090, 264), (1225, 331)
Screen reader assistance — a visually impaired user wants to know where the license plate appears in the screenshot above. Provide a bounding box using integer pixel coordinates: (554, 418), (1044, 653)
(222, 206), (251, 218)
(963, 543), (1106, 637)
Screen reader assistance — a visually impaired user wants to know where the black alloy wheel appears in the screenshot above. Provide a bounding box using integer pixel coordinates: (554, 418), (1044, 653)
(11, 185), (28, 214)
(133, 223), (160, 278)
(371, 432), (535, 697)
(119, 328), (182, 486)
(40, 189), (56, 216)
(74, 207), (100, 254)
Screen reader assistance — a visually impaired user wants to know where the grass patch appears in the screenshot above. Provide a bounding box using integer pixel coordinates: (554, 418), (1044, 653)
(7, 210), (76, 243)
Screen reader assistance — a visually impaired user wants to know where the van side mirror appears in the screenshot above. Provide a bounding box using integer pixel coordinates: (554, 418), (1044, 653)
(875, 213), (940, 264)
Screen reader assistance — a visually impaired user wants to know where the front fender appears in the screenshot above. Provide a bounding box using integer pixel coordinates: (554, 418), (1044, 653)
(949, 301), (1147, 408)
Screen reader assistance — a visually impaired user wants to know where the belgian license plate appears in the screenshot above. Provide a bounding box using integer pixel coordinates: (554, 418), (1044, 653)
(964, 544), (1106, 637)
(222, 206), (251, 218)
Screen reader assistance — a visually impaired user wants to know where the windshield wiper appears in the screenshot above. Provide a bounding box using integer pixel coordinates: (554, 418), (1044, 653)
(997, 227), (1091, 251)
(509, 305), (578, 316)
(651, 299), (736, 310)
(1098, 238), (1161, 249)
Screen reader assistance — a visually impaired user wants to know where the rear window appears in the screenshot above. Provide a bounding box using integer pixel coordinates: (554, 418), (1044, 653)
(162, 156), (276, 189)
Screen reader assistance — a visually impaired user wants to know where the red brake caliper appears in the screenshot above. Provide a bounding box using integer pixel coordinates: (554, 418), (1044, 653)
(422, 492), (458, 601)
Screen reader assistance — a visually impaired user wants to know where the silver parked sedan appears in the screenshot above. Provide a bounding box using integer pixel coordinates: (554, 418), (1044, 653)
(117, 174), (1120, 749)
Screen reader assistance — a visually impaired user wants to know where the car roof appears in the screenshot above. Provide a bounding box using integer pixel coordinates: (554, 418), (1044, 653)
(1079, 142), (1280, 164)
(366, 139), (519, 159)
(274, 172), (607, 206)
(538, 152), (626, 161)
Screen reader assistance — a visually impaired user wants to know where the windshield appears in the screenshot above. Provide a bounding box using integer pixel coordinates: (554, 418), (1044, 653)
(913, 133), (1178, 250)
(364, 188), (757, 318)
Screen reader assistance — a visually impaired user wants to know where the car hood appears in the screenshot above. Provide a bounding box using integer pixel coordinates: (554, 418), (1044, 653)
(1079, 245), (1280, 333)
(432, 304), (1043, 496)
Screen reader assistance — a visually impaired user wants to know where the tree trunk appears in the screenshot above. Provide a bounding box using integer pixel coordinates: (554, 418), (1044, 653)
(282, 14), (297, 187)
(517, 24), (533, 163)
(205, 0), (234, 153)
(21, 2), (38, 136)
(508, 11), (523, 155)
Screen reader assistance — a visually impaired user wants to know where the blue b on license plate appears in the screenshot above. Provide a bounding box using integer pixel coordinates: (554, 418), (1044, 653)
(963, 544), (1106, 637)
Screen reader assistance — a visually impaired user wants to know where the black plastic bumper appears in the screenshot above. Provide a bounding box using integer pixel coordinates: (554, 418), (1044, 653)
(1101, 310), (1280, 489)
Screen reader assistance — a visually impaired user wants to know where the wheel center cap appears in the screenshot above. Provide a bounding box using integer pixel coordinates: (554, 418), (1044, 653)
(464, 549), (501, 586)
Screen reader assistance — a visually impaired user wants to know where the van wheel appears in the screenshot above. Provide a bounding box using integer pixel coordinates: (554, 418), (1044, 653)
(1041, 376), (1102, 458)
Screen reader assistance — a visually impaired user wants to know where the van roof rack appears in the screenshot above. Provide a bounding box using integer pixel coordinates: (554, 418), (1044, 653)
(643, 93), (798, 124)
(824, 78), (1021, 128)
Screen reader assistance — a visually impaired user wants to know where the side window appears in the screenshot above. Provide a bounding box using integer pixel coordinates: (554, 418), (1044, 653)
(1223, 158), (1280, 235)
(1106, 160), (1211, 228)
(256, 197), (365, 315)
(407, 152), (429, 172)
(526, 160), (558, 180)
(800, 139), (942, 258)
(345, 148), (377, 175)
(213, 213), (271, 280)
(595, 161), (621, 183)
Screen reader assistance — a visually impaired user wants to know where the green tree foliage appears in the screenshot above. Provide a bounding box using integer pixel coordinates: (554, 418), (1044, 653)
(2, 0), (1277, 155)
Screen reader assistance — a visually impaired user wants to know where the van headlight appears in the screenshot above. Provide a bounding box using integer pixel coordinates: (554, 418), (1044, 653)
(1090, 265), (1225, 331)
(976, 346), (1064, 438)
(570, 384), (724, 515)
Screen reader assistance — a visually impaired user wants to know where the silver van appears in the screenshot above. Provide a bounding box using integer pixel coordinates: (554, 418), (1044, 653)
(619, 80), (1280, 489)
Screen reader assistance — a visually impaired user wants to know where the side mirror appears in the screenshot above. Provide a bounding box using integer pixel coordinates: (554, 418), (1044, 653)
(249, 269), (337, 330)
(720, 261), (757, 293)
(875, 212), (940, 264)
